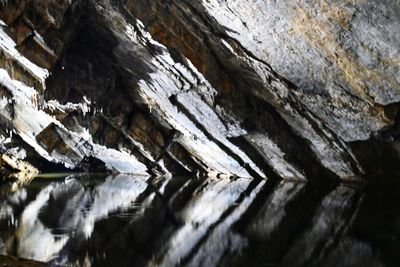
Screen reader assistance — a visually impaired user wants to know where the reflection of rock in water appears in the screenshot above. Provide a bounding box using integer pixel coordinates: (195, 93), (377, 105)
(157, 177), (254, 267)
(16, 184), (69, 262)
(246, 181), (306, 239)
(321, 237), (384, 267)
(184, 180), (266, 267)
(0, 0), (400, 264)
(281, 185), (362, 267)
(0, 176), (399, 266)
(1, 174), (150, 263)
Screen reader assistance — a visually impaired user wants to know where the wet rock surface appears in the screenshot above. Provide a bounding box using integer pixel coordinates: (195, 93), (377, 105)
(0, 1), (400, 266)
(0, 0), (398, 182)
(0, 174), (399, 266)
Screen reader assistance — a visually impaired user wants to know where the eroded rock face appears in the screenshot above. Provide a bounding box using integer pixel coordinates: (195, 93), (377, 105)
(0, 0), (399, 182)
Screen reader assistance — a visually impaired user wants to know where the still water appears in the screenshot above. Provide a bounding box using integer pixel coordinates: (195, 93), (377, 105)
(0, 174), (399, 266)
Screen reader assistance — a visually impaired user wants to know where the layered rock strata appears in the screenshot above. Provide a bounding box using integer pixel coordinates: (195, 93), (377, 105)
(0, 0), (399, 182)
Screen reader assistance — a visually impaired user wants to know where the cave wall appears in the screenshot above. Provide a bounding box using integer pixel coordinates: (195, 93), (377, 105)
(0, 0), (399, 182)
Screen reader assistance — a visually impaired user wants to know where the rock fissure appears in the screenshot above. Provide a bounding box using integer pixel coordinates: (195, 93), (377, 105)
(0, 0), (399, 183)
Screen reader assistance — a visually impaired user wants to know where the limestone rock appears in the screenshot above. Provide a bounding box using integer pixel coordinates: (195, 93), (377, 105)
(0, 153), (38, 186)
(0, 0), (399, 182)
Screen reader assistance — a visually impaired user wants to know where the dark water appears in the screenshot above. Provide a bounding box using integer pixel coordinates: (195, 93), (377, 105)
(0, 174), (399, 267)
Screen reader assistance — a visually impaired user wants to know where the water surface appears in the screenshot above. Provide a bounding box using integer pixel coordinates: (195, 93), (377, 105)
(0, 174), (399, 266)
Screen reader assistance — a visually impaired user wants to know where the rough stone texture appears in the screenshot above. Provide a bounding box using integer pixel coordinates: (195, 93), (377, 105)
(0, 0), (399, 182)
(0, 153), (38, 187)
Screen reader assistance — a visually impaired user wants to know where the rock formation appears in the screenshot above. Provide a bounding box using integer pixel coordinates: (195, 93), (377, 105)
(0, 0), (399, 182)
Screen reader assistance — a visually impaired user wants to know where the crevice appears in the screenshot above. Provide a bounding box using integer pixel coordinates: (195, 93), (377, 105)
(169, 94), (264, 179)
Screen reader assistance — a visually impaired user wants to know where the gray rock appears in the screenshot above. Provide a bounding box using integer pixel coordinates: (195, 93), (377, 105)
(0, 0), (399, 182)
